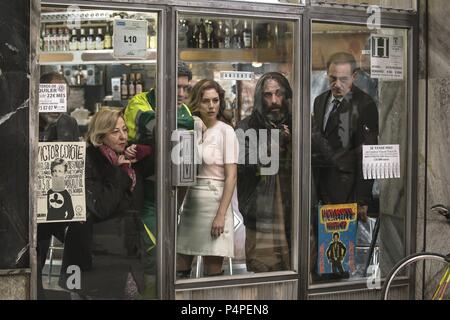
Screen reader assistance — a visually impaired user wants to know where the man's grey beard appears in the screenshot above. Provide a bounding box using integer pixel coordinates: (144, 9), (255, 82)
(265, 107), (285, 125)
(266, 112), (283, 123)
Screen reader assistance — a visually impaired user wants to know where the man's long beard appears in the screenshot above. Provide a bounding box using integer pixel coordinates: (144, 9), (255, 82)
(264, 105), (286, 126)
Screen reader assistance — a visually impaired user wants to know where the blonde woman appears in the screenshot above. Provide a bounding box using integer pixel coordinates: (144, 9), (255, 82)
(61, 107), (151, 299)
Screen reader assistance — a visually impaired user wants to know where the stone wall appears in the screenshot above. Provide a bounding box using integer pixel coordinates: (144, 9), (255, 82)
(0, 0), (32, 299)
(417, 0), (450, 296)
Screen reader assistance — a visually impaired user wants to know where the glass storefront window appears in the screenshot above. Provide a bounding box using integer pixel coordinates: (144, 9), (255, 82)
(175, 14), (296, 280)
(37, 5), (159, 300)
(310, 0), (416, 11)
(310, 22), (409, 285)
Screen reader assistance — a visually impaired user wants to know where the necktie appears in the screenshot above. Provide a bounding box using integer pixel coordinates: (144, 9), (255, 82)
(324, 99), (341, 133)
(331, 99), (340, 114)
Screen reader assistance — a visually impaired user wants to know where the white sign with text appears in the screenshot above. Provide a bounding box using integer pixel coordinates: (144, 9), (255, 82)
(113, 19), (148, 59)
(39, 84), (67, 113)
(363, 145), (401, 180)
(370, 35), (404, 80)
(220, 71), (254, 81)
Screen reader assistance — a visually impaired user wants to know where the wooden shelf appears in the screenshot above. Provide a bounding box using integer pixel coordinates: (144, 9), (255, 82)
(39, 49), (157, 65)
(179, 48), (291, 63)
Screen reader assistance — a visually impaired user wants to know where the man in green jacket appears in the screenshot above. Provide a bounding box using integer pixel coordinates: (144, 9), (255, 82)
(125, 62), (194, 142)
(124, 62), (194, 299)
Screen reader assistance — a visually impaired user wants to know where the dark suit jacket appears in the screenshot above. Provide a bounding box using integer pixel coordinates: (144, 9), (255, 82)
(312, 85), (379, 206)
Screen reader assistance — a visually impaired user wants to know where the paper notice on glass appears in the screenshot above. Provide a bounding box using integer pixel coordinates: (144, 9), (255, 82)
(370, 35), (404, 80)
(363, 145), (400, 180)
(36, 142), (86, 223)
(39, 84), (67, 113)
(219, 71), (254, 81)
(113, 19), (148, 59)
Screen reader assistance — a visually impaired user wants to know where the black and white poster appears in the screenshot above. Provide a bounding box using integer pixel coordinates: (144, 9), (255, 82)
(37, 142), (86, 223)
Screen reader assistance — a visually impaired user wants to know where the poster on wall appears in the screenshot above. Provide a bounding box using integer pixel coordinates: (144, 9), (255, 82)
(317, 203), (358, 279)
(36, 142), (86, 224)
(370, 35), (404, 80)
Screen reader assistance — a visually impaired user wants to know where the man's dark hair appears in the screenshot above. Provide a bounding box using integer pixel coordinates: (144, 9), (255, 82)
(178, 62), (192, 81)
(326, 52), (357, 74)
(333, 232), (340, 239)
(40, 72), (70, 96)
(51, 158), (68, 174)
(40, 72), (69, 85)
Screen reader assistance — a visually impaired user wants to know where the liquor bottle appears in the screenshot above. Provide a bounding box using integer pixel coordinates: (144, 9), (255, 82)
(274, 23), (280, 48)
(95, 27), (104, 50)
(104, 22), (112, 49)
(69, 28), (78, 51)
(63, 28), (70, 51)
(216, 20), (225, 49)
(266, 23), (274, 49)
(147, 21), (157, 49)
(56, 28), (64, 51)
(78, 28), (87, 50)
(189, 24), (198, 48)
(49, 28), (57, 51)
(205, 20), (214, 48)
(224, 26), (231, 49)
(149, 22), (157, 49)
(128, 73), (136, 98)
(185, 21), (193, 48)
(40, 28), (45, 51)
(178, 19), (189, 49)
(135, 73), (143, 94)
(242, 20), (252, 49)
(87, 28), (95, 50)
(197, 19), (207, 49)
(121, 74), (128, 100)
(231, 27), (242, 49)
(43, 28), (50, 51)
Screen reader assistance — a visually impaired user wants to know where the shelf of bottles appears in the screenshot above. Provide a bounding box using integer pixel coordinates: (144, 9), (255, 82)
(39, 10), (158, 65)
(178, 16), (293, 63)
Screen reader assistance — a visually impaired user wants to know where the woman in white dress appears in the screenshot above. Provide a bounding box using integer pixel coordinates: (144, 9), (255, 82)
(176, 79), (238, 278)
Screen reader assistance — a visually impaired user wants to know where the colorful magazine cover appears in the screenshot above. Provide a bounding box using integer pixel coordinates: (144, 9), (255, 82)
(317, 203), (358, 279)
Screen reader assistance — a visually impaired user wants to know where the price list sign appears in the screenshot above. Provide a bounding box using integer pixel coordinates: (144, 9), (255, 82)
(113, 19), (148, 59)
(39, 84), (67, 113)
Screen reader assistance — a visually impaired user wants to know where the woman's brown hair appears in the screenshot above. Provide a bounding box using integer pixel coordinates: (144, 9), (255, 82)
(186, 79), (230, 125)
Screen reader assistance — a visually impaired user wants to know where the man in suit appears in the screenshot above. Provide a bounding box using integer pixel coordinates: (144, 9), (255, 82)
(312, 52), (379, 222)
(326, 232), (347, 275)
(236, 72), (292, 273)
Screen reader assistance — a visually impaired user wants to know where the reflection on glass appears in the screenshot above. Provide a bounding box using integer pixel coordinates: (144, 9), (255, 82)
(310, 22), (409, 285)
(176, 15), (295, 279)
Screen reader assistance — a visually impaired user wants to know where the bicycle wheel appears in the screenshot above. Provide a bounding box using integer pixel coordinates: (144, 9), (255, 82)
(382, 252), (450, 300)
